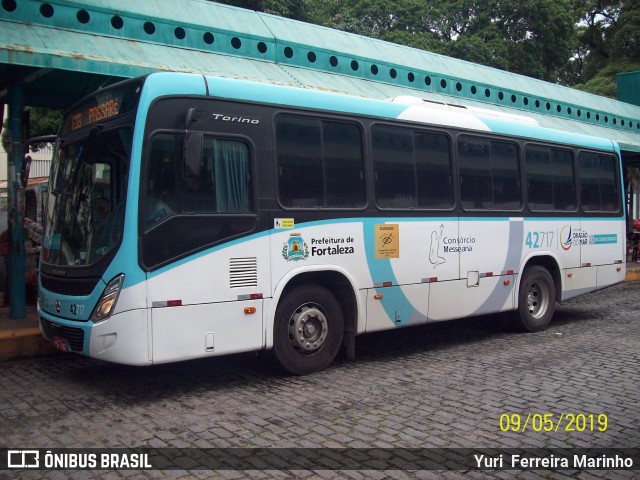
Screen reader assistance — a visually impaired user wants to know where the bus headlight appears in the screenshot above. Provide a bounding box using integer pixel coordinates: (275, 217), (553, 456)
(90, 274), (125, 323)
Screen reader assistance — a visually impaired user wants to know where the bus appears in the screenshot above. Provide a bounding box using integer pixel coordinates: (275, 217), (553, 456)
(38, 72), (626, 374)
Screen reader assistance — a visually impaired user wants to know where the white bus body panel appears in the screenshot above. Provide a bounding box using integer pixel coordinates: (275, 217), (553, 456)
(88, 308), (150, 365)
(365, 284), (428, 332)
(581, 219), (625, 269)
(145, 235), (271, 363)
(597, 264), (625, 289)
(563, 267), (598, 300)
(270, 221), (367, 291)
(459, 219), (515, 277)
(428, 276), (515, 322)
(151, 300), (263, 364)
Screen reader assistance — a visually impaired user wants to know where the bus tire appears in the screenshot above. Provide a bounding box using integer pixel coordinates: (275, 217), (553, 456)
(515, 266), (556, 332)
(273, 284), (344, 375)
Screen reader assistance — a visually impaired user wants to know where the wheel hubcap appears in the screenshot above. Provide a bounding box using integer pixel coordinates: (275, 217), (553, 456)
(527, 281), (549, 319)
(288, 304), (328, 354)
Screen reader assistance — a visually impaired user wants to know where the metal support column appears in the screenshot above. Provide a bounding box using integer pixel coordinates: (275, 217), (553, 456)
(7, 83), (26, 319)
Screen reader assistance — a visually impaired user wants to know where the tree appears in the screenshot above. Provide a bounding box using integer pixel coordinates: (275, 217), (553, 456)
(207, 0), (639, 93)
(305, 0), (576, 82)
(1, 107), (62, 154)
(566, 0), (640, 96)
(208, 0), (309, 20)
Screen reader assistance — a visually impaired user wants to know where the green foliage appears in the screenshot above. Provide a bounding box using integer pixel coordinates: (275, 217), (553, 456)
(27, 108), (63, 139)
(208, 0), (309, 19)
(568, 0), (640, 96)
(1, 107), (62, 154)
(303, 0), (578, 82)
(574, 59), (640, 96)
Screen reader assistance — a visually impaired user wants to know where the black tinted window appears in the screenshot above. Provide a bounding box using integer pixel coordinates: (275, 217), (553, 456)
(373, 126), (453, 209)
(525, 146), (576, 211)
(276, 116), (365, 208)
(458, 136), (520, 210)
(579, 152), (619, 212)
(142, 133), (254, 268)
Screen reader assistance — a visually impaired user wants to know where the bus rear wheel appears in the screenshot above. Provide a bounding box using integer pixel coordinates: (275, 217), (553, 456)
(273, 284), (344, 375)
(515, 266), (556, 332)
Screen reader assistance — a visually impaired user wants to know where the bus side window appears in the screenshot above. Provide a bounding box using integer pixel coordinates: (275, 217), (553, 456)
(579, 152), (619, 212)
(526, 145), (576, 212)
(146, 134), (180, 226)
(459, 137), (492, 209)
(416, 132), (453, 209)
(276, 116), (365, 208)
(459, 136), (520, 211)
(491, 141), (520, 210)
(323, 121), (366, 208)
(525, 146), (553, 210)
(141, 134), (254, 268)
(181, 146), (215, 213)
(276, 117), (322, 208)
(372, 126), (414, 209)
(551, 149), (576, 210)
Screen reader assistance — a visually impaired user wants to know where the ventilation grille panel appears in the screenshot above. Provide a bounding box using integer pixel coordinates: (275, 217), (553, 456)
(229, 257), (258, 288)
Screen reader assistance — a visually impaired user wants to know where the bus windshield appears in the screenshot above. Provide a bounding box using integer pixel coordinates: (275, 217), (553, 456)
(43, 126), (132, 267)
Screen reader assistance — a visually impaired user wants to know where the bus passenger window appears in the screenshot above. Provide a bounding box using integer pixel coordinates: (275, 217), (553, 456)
(373, 126), (414, 208)
(276, 117), (322, 207)
(324, 122), (365, 207)
(525, 146), (575, 212)
(579, 152), (619, 212)
(551, 150), (576, 210)
(416, 132), (453, 209)
(373, 127), (453, 210)
(459, 137), (492, 209)
(276, 116), (365, 208)
(459, 137), (520, 211)
(491, 141), (520, 209)
(525, 147), (553, 210)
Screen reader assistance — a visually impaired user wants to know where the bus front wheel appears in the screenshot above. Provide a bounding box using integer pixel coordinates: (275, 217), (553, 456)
(515, 266), (556, 332)
(273, 285), (344, 375)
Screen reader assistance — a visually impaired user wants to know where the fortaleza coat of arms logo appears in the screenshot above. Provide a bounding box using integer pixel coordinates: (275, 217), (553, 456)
(282, 233), (309, 261)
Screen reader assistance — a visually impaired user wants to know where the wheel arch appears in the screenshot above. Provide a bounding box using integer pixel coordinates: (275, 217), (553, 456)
(518, 254), (562, 303)
(266, 266), (360, 349)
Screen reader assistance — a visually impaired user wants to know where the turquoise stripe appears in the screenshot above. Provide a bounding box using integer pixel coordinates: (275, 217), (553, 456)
(204, 75), (407, 119)
(103, 73), (209, 288)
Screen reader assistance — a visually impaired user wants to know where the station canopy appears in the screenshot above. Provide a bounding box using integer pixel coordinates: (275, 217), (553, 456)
(1, 0), (640, 162)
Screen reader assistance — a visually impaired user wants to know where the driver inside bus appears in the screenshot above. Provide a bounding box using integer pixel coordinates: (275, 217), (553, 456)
(183, 172), (215, 212)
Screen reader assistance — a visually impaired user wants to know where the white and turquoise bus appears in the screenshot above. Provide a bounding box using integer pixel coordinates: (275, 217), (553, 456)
(39, 72), (626, 374)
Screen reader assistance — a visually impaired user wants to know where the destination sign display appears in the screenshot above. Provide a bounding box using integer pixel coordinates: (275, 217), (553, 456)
(70, 97), (121, 131)
(62, 79), (142, 134)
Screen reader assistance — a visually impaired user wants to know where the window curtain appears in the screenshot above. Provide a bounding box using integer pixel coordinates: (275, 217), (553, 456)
(213, 140), (250, 213)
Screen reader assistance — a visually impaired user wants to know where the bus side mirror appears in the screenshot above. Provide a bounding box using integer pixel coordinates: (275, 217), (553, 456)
(184, 107), (204, 129)
(184, 132), (203, 176)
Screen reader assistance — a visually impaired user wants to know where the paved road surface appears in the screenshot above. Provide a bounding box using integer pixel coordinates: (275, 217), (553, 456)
(1, 282), (639, 479)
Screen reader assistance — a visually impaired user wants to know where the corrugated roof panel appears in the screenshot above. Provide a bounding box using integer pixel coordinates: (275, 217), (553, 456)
(259, 11), (640, 114)
(0, 21), (294, 82)
(279, 65), (640, 152)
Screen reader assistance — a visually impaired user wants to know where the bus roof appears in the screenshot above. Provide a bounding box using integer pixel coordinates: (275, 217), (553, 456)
(142, 72), (617, 152)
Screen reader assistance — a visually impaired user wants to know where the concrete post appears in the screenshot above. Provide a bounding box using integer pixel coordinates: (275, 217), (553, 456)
(7, 84), (26, 319)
